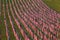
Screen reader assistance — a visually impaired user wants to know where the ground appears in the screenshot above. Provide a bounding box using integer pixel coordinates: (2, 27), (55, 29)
(43, 0), (60, 13)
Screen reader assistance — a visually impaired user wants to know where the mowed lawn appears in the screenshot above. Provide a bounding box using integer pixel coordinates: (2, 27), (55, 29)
(43, 0), (60, 13)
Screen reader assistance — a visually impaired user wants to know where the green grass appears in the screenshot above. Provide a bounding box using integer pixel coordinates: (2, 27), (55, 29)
(43, 0), (60, 13)
(0, 0), (7, 40)
(4, 0), (16, 40)
(9, 0), (25, 39)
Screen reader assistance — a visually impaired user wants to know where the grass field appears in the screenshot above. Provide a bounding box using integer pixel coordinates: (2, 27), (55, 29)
(0, 0), (60, 40)
(43, 0), (60, 13)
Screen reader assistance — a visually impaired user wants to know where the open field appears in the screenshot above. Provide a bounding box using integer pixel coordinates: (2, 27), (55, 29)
(43, 0), (60, 13)
(0, 0), (60, 40)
